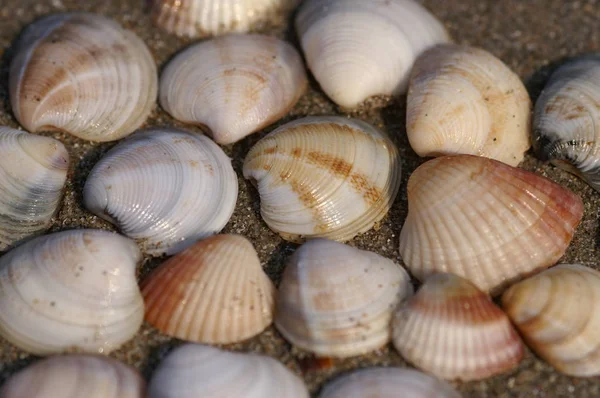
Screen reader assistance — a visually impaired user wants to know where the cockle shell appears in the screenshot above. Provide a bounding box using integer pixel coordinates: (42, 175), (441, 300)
(9, 13), (157, 142)
(83, 128), (238, 255)
(148, 344), (309, 398)
(0, 230), (143, 355)
(275, 239), (413, 358)
(399, 155), (584, 295)
(243, 116), (401, 242)
(0, 127), (68, 250)
(407, 44), (531, 167)
(392, 273), (524, 381)
(295, 0), (450, 108)
(160, 34), (307, 144)
(142, 234), (275, 344)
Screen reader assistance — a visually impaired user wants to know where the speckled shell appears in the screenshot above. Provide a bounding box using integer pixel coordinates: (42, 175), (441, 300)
(9, 13), (157, 142)
(243, 116), (401, 242)
(83, 128), (238, 255)
(407, 44), (531, 166)
(295, 0), (450, 108)
(0, 230), (143, 355)
(275, 239), (413, 358)
(160, 34), (307, 144)
(399, 155), (583, 295)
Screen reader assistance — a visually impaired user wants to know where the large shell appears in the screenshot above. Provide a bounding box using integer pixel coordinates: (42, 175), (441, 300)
(142, 234), (276, 344)
(243, 116), (401, 242)
(83, 128), (238, 255)
(9, 13), (157, 142)
(295, 0), (450, 108)
(160, 34), (307, 145)
(0, 127), (68, 250)
(0, 230), (143, 355)
(407, 44), (531, 167)
(275, 239), (413, 358)
(148, 344), (309, 397)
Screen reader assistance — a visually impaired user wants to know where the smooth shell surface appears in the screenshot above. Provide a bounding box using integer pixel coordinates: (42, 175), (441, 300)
(9, 13), (157, 142)
(0, 230), (143, 355)
(83, 128), (238, 255)
(243, 116), (401, 242)
(160, 34), (307, 144)
(407, 44), (531, 166)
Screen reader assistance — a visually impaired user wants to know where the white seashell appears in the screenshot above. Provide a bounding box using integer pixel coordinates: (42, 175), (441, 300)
(160, 34), (307, 144)
(243, 116), (401, 242)
(0, 229), (143, 355)
(275, 239), (413, 358)
(295, 0), (450, 108)
(9, 13), (157, 142)
(148, 344), (309, 398)
(407, 44), (531, 167)
(83, 128), (238, 255)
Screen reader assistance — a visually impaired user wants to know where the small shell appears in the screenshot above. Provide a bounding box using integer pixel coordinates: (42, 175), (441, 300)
(9, 13), (157, 142)
(83, 128), (238, 255)
(243, 116), (401, 242)
(0, 230), (143, 355)
(275, 239), (413, 358)
(148, 344), (309, 398)
(503, 264), (600, 377)
(399, 155), (584, 295)
(0, 355), (145, 398)
(142, 234), (275, 344)
(296, 0), (450, 108)
(160, 34), (307, 144)
(407, 44), (531, 167)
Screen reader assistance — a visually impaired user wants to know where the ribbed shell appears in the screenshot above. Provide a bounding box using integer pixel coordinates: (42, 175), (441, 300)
(399, 155), (583, 295)
(83, 128), (238, 255)
(9, 13), (157, 142)
(142, 234), (275, 344)
(160, 34), (307, 144)
(407, 44), (531, 166)
(243, 116), (401, 242)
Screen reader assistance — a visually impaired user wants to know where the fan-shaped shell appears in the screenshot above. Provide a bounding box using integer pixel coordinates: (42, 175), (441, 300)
(243, 116), (401, 242)
(9, 13), (157, 142)
(407, 44), (531, 167)
(83, 128), (238, 255)
(399, 155), (583, 295)
(160, 34), (307, 144)
(0, 230), (143, 355)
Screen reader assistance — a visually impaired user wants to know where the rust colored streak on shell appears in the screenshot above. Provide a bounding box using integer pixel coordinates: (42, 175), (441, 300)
(288, 179), (329, 233)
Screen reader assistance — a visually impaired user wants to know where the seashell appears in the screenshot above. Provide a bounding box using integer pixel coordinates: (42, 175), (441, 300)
(399, 155), (584, 295)
(392, 273), (524, 381)
(160, 34), (307, 145)
(142, 234), (275, 344)
(502, 264), (600, 377)
(275, 239), (413, 358)
(295, 0), (450, 108)
(0, 229), (143, 355)
(83, 128), (238, 255)
(243, 116), (401, 242)
(148, 343), (309, 397)
(0, 127), (68, 250)
(9, 13), (157, 142)
(407, 44), (531, 167)
(0, 355), (145, 398)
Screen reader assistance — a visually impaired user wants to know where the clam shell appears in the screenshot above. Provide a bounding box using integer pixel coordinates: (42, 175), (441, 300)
(83, 128), (238, 255)
(243, 116), (401, 242)
(160, 34), (307, 144)
(275, 239), (413, 358)
(407, 44), (531, 167)
(295, 0), (450, 108)
(9, 13), (157, 142)
(142, 234), (275, 344)
(0, 229), (143, 355)
(399, 155), (583, 295)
